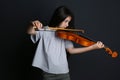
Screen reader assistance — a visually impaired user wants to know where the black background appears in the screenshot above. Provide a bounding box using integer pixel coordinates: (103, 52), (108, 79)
(0, 0), (120, 80)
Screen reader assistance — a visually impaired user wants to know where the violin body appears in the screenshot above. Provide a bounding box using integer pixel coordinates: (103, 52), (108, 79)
(56, 31), (95, 46)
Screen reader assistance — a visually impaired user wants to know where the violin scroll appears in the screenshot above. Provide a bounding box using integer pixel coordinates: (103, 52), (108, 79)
(105, 47), (118, 58)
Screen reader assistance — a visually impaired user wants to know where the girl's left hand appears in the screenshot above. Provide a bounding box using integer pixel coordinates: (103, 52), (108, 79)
(92, 41), (105, 49)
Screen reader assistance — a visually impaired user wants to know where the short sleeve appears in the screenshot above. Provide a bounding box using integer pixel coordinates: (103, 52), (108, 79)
(31, 31), (41, 43)
(65, 40), (73, 48)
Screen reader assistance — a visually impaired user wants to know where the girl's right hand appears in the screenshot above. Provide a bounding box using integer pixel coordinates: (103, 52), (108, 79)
(32, 20), (43, 30)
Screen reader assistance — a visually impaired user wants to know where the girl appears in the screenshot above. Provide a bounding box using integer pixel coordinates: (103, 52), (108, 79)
(27, 6), (104, 80)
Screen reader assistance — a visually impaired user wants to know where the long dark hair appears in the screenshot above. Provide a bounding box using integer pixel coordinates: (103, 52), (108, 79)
(49, 6), (75, 29)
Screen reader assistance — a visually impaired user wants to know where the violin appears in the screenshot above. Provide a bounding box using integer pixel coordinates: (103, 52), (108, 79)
(33, 26), (118, 58)
(56, 31), (118, 58)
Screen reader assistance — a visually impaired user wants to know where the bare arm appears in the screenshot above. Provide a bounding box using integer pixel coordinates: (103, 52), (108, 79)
(67, 41), (104, 54)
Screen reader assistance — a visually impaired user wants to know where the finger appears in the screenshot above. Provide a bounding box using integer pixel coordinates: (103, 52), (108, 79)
(34, 21), (39, 27)
(32, 22), (35, 26)
(96, 41), (104, 48)
(99, 42), (104, 48)
(40, 23), (43, 27)
(101, 43), (105, 48)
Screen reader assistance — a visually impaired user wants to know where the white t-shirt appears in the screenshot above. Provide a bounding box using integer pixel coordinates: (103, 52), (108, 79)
(31, 26), (73, 74)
